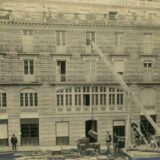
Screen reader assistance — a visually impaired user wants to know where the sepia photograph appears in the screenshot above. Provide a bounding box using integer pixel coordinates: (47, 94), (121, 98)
(0, 0), (160, 159)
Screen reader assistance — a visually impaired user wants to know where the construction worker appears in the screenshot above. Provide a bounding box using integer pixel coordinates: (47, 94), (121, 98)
(150, 135), (157, 149)
(11, 134), (18, 151)
(105, 131), (112, 153)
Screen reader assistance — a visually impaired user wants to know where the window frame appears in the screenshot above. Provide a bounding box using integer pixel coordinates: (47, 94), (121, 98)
(20, 90), (38, 107)
(23, 59), (35, 75)
(0, 92), (7, 107)
(56, 30), (67, 46)
(56, 86), (124, 108)
(86, 31), (96, 46)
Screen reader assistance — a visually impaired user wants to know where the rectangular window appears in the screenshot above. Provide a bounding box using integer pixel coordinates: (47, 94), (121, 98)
(92, 94), (98, 106)
(20, 93), (38, 107)
(56, 122), (69, 145)
(109, 11), (117, 20)
(66, 95), (72, 106)
(56, 31), (66, 45)
(109, 94), (115, 105)
(20, 93), (24, 106)
(34, 93), (38, 106)
(23, 30), (33, 36)
(100, 94), (106, 105)
(143, 62), (152, 81)
(21, 122), (39, 145)
(113, 61), (124, 75)
(0, 121), (8, 142)
(22, 30), (34, 53)
(144, 62), (152, 68)
(0, 93), (7, 107)
(117, 93), (123, 105)
(115, 33), (124, 51)
(75, 94), (81, 106)
(86, 32), (95, 46)
(30, 93), (33, 106)
(2, 93), (6, 107)
(83, 86), (90, 93)
(83, 94), (90, 106)
(24, 60), (34, 75)
(57, 61), (66, 82)
(144, 33), (152, 54)
(25, 93), (28, 106)
(57, 95), (64, 106)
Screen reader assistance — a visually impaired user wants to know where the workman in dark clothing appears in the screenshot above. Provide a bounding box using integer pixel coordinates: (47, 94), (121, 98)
(11, 134), (18, 151)
(88, 127), (98, 143)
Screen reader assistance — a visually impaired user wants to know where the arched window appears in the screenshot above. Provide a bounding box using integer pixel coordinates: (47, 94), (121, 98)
(20, 89), (38, 107)
(0, 89), (7, 107)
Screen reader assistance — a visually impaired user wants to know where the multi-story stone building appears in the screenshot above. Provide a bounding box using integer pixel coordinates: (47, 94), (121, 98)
(0, 0), (160, 147)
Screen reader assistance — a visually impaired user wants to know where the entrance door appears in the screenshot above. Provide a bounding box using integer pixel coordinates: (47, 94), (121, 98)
(113, 120), (125, 148)
(85, 120), (97, 142)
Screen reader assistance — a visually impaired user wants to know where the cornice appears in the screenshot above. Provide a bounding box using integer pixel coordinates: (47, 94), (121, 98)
(1, 20), (160, 31)
(2, 0), (160, 11)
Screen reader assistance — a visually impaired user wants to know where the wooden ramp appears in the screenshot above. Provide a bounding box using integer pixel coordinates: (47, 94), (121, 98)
(121, 148), (160, 160)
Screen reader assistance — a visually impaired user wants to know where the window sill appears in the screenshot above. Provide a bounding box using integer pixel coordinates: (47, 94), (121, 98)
(18, 53), (39, 56)
(20, 107), (38, 112)
(109, 54), (130, 57)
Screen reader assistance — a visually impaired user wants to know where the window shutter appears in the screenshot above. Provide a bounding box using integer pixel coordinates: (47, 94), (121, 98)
(113, 61), (124, 73)
(22, 31), (33, 52)
(56, 122), (69, 137)
(0, 123), (8, 139)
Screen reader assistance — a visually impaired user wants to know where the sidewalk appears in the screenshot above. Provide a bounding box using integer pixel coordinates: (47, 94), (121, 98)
(0, 145), (107, 153)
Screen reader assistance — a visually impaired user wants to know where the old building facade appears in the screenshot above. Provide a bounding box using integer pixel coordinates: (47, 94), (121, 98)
(0, 0), (160, 147)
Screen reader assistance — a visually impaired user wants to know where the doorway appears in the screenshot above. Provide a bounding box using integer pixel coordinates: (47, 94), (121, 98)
(21, 118), (39, 146)
(85, 120), (97, 142)
(113, 120), (125, 148)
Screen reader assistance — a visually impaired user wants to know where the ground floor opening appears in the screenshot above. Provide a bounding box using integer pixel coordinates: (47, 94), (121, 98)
(113, 120), (125, 148)
(85, 120), (97, 143)
(0, 120), (8, 146)
(21, 118), (39, 146)
(56, 121), (69, 145)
